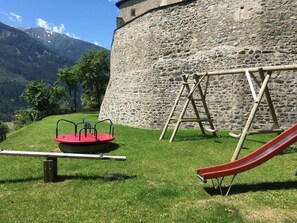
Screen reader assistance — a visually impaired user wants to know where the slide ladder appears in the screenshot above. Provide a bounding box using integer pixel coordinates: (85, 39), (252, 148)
(159, 74), (217, 143)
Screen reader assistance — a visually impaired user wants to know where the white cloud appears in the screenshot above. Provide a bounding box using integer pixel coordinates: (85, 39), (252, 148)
(108, 0), (118, 3)
(52, 24), (65, 33)
(36, 18), (66, 34)
(36, 18), (51, 30)
(93, 41), (103, 47)
(9, 12), (22, 23)
(66, 32), (80, 40)
(1, 11), (22, 23)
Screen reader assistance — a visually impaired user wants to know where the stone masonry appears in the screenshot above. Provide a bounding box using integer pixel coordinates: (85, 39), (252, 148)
(100, 0), (297, 130)
(116, 0), (183, 25)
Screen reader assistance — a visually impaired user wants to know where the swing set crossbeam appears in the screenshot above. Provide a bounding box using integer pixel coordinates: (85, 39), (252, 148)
(195, 64), (297, 77)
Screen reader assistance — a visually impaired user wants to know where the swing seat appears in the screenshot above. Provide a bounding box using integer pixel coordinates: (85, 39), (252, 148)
(206, 128), (218, 133)
(229, 132), (241, 138)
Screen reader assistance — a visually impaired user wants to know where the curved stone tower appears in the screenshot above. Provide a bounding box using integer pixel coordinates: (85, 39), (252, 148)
(100, 0), (297, 129)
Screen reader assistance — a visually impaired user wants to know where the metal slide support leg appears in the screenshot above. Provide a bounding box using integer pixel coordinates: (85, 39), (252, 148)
(211, 175), (236, 196)
(212, 177), (225, 195)
(43, 158), (58, 183)
(225, 174), (237, 196)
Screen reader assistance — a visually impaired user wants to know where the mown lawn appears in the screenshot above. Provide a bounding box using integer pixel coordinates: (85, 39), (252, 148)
(0, 112), (296, 222)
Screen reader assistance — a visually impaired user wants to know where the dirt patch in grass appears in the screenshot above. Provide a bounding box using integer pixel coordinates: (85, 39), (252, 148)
(52, 147), (60, 152)
(242, 208), (297, 222)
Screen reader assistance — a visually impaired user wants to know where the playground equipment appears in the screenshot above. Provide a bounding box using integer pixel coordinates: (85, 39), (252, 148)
(159, 74), (217, 143)
(0, 149), (126, 182)
(194, 64), (297, 160)
(196, 123), (297, 195)
(229, 132), (241, 138)
(193, 64), (297, 195)
(54, 119), (115, 153)
(162, 64), (297, 159)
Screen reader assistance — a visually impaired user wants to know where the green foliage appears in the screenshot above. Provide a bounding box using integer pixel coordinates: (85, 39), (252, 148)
(76, 49), (110, 109)
(0, 113), (297, 222)
(0, 120), (9, 141)
(57, 66), (80, 111)
(22, 81), (66, 112)
(80, 93), (98, 110)
(51, 49), (111, 112)
(13, 108), (40, 129)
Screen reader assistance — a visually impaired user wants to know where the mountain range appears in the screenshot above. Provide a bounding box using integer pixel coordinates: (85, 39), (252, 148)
(20, 27), (107, 62)
(0, 22), (109, 121)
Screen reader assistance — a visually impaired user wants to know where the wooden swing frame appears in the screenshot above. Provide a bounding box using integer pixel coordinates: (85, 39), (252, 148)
(159, 74), (217, 143)
(194, 64), (297, 161)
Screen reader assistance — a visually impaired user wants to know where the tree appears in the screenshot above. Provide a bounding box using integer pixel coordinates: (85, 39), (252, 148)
(76, 49), (110, 109)
(57, 66), (80, 111)
(22, 81), (65, 112)
(0, 120), (9, 142)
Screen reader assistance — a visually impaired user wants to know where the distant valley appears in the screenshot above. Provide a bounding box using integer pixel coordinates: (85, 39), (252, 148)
(0, 22), (109, 121)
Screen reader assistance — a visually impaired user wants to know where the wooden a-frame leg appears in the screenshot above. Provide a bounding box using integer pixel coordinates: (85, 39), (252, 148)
(258, 69), (280, 130)
(231, 73), (271, 161)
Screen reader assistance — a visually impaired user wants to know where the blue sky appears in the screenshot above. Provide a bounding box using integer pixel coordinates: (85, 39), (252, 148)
(0, 0), (120, 49)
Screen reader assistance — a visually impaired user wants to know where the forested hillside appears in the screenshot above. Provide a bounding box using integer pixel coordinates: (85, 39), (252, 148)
(0, 22), (109, 121)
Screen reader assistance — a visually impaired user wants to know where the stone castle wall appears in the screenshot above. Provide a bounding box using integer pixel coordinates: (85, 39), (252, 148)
(117, 0), (183, 24)
(100, 0), (297, 130)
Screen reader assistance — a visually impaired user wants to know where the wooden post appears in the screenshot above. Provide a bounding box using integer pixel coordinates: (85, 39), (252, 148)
(185, 75), (205, 135)
(43, 158), (57, 183)
(231, 73), (271, 161)
(195, 76), (216, 136)
(245, 70), (257, 101)
(159, 75), (188, 140)
(169, 75), (207, 143)
(258, 69), (280, 130)
(169, 93), (191, 143)
(187, 73), (208, 99)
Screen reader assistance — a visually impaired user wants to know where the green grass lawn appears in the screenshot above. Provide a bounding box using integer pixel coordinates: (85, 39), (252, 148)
(0, 112), (296, 222)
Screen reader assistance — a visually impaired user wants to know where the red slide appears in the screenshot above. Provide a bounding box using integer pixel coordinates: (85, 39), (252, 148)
(197, 123), (297, 183)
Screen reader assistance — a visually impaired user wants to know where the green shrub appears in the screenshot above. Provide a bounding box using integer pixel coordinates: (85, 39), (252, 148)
(0, 120), (9, 142)
(13, 108), (40, 129)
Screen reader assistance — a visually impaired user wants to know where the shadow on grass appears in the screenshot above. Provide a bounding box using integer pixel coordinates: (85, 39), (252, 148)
(56, 173), (137, 182)
(0, 177), (42, 184)
(99, 142), (120, 153)
(0, 173), (137, 184)
(282, 146), (297, 155)
(164, 133), (219, 142)
(163, 134), (270, 145)
(204, 180), (297, 196)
